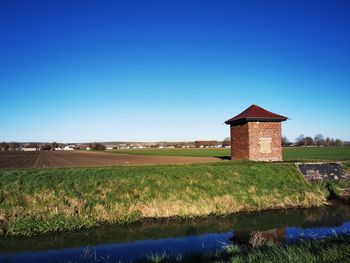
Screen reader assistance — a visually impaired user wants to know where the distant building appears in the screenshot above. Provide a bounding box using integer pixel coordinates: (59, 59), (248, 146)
(63, 145), (75, 151)
(117, 144), (129, 149)
(22, 147), (38, 151)
(75, 145), (89, 150)
(22, 144), (39, 151)
(225, 105), (287, 162)
(105, 145), (116, 150)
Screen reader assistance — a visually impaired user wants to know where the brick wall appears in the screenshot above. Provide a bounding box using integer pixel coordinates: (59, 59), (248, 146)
(230, 121), (283, 161)
(230, 123), (250, 160)
(248, 122), (282, 161)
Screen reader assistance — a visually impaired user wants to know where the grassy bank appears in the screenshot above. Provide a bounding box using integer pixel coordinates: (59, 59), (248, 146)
(143, 237), (350, 263)
(0, 162), (326, 236)
(109, 146), (350, 161)
(334, 179), (350, 203)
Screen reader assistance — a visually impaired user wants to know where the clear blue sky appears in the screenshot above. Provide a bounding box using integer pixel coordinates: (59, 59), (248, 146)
(1, 0), (349, 142)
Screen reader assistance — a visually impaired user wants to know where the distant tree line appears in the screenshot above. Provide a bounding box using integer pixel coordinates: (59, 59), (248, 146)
(222, 137), (231, 147)
(89, 143), (106, 151)
(195, 141), (219, 147)
(0, 142), (63, 151)
(282, 134), (344, 147)
(41, 142), (61, 150)
(0, 142), (20, 151)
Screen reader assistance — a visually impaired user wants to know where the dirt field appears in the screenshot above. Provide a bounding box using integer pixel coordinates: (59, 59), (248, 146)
(0, 151), (219, 168)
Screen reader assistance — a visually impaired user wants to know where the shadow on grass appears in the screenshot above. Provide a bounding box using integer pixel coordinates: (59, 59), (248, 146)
(215, 156), (231, 160)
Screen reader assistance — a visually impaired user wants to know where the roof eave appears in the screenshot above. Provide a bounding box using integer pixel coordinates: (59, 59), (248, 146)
(225, 117), (288, 125)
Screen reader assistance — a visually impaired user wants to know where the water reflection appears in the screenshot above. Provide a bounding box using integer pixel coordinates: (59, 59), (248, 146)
(232, 221), (350, 247)
(0, 205), (350, 262)
(286, 221), (350, 243)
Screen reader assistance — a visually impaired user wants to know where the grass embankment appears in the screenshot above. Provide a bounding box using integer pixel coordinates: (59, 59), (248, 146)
(328, 163), (350, 202)
(335, 179), (350, 203)
(0, 162), (326, 236)
(109, 146), (350, 161)
(143, 237), (350, 263)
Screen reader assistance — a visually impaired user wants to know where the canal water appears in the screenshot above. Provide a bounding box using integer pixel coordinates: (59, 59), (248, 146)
(1, 205), (350, 262)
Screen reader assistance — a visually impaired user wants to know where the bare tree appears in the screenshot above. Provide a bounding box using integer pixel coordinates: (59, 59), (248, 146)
(304, 137), (314, 146)
(335, 139), (343, 146)
(0, 142), (9, 151)
(89, 143), (106, 151)
(314, 134), (324, 146)
(51, 142), (59, 149)
(9, 142), (20, 151)
(222, 137), (231, 147)
(295, 134), (305, 146)
(281, 136), (290, 146)
(41, 143), (52, 151)
(324, 137), (330, 147)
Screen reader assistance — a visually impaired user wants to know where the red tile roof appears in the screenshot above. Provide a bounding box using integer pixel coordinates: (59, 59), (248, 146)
(225, 104), (288, 125)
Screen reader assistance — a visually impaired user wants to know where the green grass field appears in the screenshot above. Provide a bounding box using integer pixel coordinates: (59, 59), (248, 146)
(0, 162), (326, 236)
(108, 148), (230, 157)
(283, 146), (350, 161)
(109, 146), (350, 161)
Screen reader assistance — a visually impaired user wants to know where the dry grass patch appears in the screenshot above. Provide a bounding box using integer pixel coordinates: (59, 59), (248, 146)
(0, 162), (328, 236)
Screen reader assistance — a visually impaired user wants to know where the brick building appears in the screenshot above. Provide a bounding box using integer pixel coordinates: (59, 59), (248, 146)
(225, 105), (287, 161)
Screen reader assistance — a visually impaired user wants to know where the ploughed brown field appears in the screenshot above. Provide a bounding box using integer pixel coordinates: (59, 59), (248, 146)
(0, 151), (219, 168)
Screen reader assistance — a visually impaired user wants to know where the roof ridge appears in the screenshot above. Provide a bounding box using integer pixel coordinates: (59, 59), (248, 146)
(225, 105), (287, 125)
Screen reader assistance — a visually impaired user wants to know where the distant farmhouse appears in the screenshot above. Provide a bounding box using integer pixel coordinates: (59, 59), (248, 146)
(63, 145), (75, 151)
(75, 145), (90, 150)
(22, 144), (39, 151)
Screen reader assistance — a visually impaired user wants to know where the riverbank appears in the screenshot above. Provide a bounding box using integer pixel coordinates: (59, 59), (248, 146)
(142, 237), (350, 263)
(0, 161), (327, 236)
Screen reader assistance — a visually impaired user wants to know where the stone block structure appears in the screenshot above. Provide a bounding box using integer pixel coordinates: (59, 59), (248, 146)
(225, 105), (287, 161)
